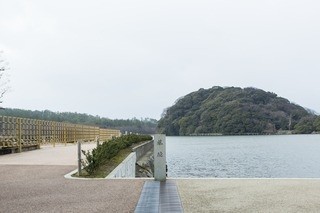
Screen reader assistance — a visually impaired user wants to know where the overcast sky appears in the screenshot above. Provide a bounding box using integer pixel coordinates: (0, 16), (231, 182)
(0, 0), (319, 119)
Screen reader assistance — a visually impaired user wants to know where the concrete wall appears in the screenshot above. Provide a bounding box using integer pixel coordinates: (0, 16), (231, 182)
(106, 140), (154, 178)
(106, 152), (136, 178)
(132, 140), (154, 161)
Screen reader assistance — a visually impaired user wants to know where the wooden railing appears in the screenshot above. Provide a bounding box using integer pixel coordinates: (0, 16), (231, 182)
(0, 116), (121, 152)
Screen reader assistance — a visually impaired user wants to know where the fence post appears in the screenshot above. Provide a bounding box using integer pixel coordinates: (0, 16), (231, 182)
(18, 118), (22, 153)
(78, 140), (82, 176)
(37, 120), (41, 149)
(73, 124), (76, 143)
(64, 123), (67, 146)
(81, 125), (84, 141)
(96, 136), (100, 147)
(53, 122), (56, 148)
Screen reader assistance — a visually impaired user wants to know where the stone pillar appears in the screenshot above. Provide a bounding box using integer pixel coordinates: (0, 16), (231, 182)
(154, 134), (166, 181)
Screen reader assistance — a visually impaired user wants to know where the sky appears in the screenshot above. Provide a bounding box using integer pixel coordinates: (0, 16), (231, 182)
(0, 0), (319, 119)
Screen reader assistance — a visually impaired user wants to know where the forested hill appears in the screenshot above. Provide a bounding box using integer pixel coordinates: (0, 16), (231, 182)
(158, 86), (320, 136)
(0, 108), (157, 134)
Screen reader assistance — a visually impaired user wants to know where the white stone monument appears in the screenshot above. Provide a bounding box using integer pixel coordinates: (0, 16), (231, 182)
(154, 134), (166, 181)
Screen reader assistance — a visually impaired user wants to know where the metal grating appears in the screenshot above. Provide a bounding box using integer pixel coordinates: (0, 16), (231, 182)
(135, 180), (183, 213)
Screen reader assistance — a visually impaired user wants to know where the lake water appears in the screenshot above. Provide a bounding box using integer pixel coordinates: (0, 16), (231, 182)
(166, 135), (320, 178)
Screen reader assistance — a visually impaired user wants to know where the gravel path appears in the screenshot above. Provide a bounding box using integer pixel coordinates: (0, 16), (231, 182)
(0, 165), (145, 213)
(176, 179), (320, 213)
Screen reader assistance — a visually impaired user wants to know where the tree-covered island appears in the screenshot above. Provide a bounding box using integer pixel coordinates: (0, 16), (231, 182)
(158, 86), (320, 136)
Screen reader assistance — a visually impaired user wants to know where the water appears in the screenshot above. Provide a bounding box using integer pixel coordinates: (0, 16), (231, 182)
(166, 135), (320, 178)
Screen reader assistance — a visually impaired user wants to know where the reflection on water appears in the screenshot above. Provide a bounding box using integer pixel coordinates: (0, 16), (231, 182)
(166, 135), (320, 178)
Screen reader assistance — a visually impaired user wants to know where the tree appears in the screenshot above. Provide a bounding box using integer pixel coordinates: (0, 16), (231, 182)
(314, 117), (320, 132)
(293, 117), (315, 134)
(0, 51), (10, 106)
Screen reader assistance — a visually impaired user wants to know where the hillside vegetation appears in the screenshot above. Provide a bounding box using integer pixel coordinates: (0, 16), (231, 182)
(0, 108), (157, 134)
(158, 86), (320, 135)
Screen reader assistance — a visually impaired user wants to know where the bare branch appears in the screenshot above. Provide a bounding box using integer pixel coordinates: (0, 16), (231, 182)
(0, 51), (10, 104)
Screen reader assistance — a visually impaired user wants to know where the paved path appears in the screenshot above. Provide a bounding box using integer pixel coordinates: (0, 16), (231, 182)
(0, 143), (97, 166)
(0, 143), (145, 213)
(0, 165), (145, 213)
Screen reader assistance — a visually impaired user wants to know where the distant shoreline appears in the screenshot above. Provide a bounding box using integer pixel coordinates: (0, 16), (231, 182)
(185, 132), (320, 136)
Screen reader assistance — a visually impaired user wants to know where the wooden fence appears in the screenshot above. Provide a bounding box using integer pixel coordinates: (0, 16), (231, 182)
(0, 116), (121, 152)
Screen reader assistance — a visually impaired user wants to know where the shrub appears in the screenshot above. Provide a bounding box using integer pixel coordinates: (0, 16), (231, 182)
(82, 134), (152, 175)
